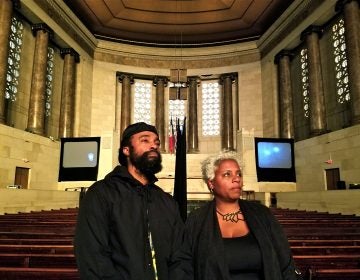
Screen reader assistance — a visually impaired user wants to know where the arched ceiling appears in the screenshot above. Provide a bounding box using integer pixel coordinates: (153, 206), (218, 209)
(63, 0), (295, 47)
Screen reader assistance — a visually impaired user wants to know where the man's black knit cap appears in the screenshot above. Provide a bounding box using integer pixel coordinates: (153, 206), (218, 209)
(120, 122), (158, 146)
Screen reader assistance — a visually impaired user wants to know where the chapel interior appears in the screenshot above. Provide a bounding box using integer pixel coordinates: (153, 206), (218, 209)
(0, 0), (360, 217)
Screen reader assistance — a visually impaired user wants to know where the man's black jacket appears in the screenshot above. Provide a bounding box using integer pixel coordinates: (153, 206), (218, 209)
(74, 165), (184, 280)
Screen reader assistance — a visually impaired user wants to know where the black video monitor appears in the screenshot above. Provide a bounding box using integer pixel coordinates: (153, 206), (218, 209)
(58, 137), (101, 181)
(254, 137), (296, 182)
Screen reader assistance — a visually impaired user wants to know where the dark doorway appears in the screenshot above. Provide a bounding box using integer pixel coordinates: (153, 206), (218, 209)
(325, 168), (340, 190)
(15, 167), (30, 189)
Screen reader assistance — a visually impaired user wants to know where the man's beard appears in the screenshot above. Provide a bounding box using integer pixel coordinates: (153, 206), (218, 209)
(129, 146), (163, 176)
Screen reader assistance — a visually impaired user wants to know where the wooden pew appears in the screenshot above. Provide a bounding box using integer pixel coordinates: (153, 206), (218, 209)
(279, 221), (360, 227)
(0, 219), (77, 224)
(0, 244), (74, 254)
(0, 231), (75, 239)
(0, 212), (78, 219)
(276, 216), (360, 221)
(0, 253), (77, 268)
(293, 254), (360, 272)
(306, 268), (360, 280)
(0, 267), (80, 280)
(0, 212), (78, 221)
(284, 229), (360, 240)
(289, 239), (360, 246)
(291, 245), (360, 255)
(0, 207), (358, 279)
(271, 208), (358, 218)
(0, 238), (74, 245)
(284, 226), (360, 232)
(0, 223), (76, 234)
(0, 209), (79, 279)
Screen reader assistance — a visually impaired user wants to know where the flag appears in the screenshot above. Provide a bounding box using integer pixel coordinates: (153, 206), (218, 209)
(173, 117), (187, 222)
(168, 117), (175, 154)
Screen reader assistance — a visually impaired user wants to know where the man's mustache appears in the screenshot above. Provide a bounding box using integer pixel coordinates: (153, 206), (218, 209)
(144, 150), (160, 158)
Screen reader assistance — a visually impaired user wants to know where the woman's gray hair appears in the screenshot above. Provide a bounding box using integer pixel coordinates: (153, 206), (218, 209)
(201, 151), (242, 184)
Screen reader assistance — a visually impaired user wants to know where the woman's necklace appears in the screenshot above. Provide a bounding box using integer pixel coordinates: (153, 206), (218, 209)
(216, 208), (244, 223)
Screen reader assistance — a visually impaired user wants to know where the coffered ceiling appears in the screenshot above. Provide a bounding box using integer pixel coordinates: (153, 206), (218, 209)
(63, 0), (295, 47)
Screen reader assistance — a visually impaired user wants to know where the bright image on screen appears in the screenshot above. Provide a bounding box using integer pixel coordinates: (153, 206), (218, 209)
(257, 142), (292, 168)
(62, 141), (98, 168)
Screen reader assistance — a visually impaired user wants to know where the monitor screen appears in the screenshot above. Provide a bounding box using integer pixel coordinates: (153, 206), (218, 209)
(254, 137), (296, 182)
(257, 142), (292, 169)
(62, 141), (98, 168)
(58, 137), (101, 181)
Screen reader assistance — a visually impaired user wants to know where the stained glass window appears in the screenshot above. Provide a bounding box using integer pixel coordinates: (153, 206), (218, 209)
(5, 17), (23, 102)
(300, 49), (310, 118)
(168, 99), (186, 129)
(332, 18), (350, 104)
(201, 81), (220, 136)
(133, 81), (152, 124)
(45, 47), (54, 117)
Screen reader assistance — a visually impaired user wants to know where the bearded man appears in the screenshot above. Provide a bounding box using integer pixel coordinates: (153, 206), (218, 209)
(74, 122), (184, 280)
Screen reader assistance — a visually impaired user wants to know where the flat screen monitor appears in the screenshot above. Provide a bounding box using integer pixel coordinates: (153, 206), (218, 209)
(58, 137), (100, 181)
(254, 137), (296, 182)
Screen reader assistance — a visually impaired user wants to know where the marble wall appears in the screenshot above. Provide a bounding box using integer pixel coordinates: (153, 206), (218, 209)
(295, 124), (360, 191)
(0, 124), (60, 190)
(0, 188), (79, 214)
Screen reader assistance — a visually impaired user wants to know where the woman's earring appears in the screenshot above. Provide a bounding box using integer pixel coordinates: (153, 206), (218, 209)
(209, 184), (214, 194)
(208, 180), (215, 194)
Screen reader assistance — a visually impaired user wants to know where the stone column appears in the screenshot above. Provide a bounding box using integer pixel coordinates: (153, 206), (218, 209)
(153, 77), (167, 152)
(58, 48), (79, 138)
(118, 73), (134, 136)
(220, 73), (236, 151)
(233, 76), (239, 133)
(336, 0), (360, 124)
(115, 78), (122, 134)
(301, 26), (327, 136)
(0, 0), (18, 124)
(27, 23), (53, 135)
(187, 76), (199, 153)
(275, 50), (295, 139)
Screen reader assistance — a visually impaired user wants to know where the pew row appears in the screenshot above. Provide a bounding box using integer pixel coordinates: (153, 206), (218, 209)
(0, 267), (80, 280)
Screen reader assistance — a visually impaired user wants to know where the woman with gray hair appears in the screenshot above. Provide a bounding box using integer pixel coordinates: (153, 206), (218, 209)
(170, 151), (299, 280)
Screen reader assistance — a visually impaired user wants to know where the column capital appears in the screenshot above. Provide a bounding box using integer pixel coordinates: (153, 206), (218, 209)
(300, 25), (323, 41)
(335, 0), (360, 12)
(187, 76), (200, 83)
(31, 23), (53, 39)
(219, 73), (237, 85)
(60, 48), (80, 63)
(117, 72), (134, 84)
(153, 76), (168, 87)
(274, 50), (294, 64)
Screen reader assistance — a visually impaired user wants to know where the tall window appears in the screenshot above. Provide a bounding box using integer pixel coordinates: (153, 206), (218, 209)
(45, 46), (55, 117)
(133, 80), (152, 123)
(168, 99), (186, 128)
(5, 17), (23, 102)
(300, 48), (310, 118)
(201, 81), (220, 136)
(332, 18), (350, 104)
